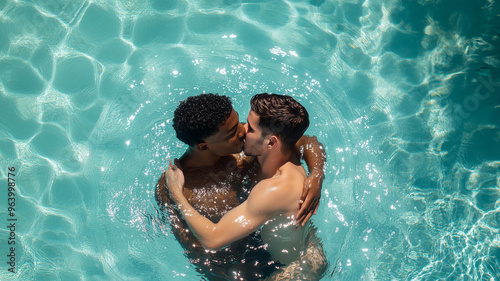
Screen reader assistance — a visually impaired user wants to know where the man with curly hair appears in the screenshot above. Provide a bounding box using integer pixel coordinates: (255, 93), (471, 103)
(156, 93), (326, 280)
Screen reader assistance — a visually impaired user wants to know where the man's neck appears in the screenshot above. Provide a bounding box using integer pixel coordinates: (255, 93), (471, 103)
(179, 147), (222, 168)
(257, 149), (299, 179)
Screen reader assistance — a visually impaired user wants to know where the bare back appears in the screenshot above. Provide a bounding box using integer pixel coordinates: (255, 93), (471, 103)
(251, 163), (327, 280)
(251, 162), (309, 264)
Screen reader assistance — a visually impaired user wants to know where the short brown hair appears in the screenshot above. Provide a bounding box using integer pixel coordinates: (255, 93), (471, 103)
(250, 93), (309, 151)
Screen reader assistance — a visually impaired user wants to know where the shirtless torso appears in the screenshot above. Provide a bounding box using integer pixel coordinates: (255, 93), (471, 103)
(180, 155), (248, 222)
(254, 163), (327, 280)
(156, 154), (275, 280)
(255, 163), (307, 264)
(165, 159), (327, 281)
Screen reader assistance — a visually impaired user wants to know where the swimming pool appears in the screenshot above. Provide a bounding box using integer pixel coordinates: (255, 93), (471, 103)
(1, 0), (499, 280)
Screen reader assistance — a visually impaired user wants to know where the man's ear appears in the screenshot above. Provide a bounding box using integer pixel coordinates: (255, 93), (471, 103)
(267, 136), (278, 149)
(196, 143), (209, 151)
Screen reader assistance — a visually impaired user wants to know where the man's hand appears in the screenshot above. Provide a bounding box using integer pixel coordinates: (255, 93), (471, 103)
(296, 170), (323, 226)
(165, 159), (185, 202)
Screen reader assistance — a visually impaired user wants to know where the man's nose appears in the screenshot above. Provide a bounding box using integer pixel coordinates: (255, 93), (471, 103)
(239, 124), (246, 140)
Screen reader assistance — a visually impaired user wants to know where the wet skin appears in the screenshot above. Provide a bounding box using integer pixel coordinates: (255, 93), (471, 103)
(169, 109), (251, 222)
(164, 109), (328, 280)
(201, 109), (246, 157)
(156, 108), (271, 279)
(155, 107), (325, 279)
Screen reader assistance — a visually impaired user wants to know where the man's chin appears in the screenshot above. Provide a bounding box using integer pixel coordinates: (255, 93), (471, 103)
(243, 148), (253, 156)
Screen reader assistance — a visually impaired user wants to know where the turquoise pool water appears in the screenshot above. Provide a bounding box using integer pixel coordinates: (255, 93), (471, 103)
(1, 0), (499, 280)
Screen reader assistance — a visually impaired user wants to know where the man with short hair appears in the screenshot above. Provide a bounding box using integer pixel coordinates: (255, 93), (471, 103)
(156, 93), (325, 280)
(164, 93), (327, 280)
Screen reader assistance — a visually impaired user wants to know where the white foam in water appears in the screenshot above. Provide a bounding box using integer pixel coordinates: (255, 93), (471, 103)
(0, 0), (499, 280)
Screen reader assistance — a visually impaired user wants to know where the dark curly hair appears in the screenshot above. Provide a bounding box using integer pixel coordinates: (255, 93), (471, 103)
(250, 93), (309, 152)
(173, 94), (233, 146)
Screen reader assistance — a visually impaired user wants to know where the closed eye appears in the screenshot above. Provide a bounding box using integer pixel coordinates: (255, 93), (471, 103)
(227, 131), (236, 139)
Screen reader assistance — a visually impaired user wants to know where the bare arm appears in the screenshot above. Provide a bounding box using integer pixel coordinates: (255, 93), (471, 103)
(155, 173), (205, 252)
(294, 135), (326, 225)
(165, 160), (276, 251)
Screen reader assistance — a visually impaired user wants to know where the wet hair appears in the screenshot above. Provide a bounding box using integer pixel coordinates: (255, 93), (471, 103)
(250, 93), (309, 151)
(173, 93), (233, 146)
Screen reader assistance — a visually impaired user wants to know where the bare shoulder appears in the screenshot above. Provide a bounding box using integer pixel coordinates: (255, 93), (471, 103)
(247, 163), (306, 214)
(281, 162), (307, 181)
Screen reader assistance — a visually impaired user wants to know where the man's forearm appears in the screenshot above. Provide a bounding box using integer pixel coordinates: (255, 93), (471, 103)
(296, 135), (326, 176)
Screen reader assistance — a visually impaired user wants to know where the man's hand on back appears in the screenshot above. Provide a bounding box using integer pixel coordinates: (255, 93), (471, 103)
(296, 170), (323, 226)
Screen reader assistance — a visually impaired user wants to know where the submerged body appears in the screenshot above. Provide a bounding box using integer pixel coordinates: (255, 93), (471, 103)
(262, 216), (327, 280)
(158, 93), (327, 280)
(250, 162), (308, 263)
(156, 154), (276, 280)
(250, 163), (327, 280)
(166, 160), (327, 280)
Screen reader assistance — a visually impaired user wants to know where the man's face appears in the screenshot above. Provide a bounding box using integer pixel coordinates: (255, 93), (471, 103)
(243, 110), (267, 156)
(203, 109), (246, 156)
